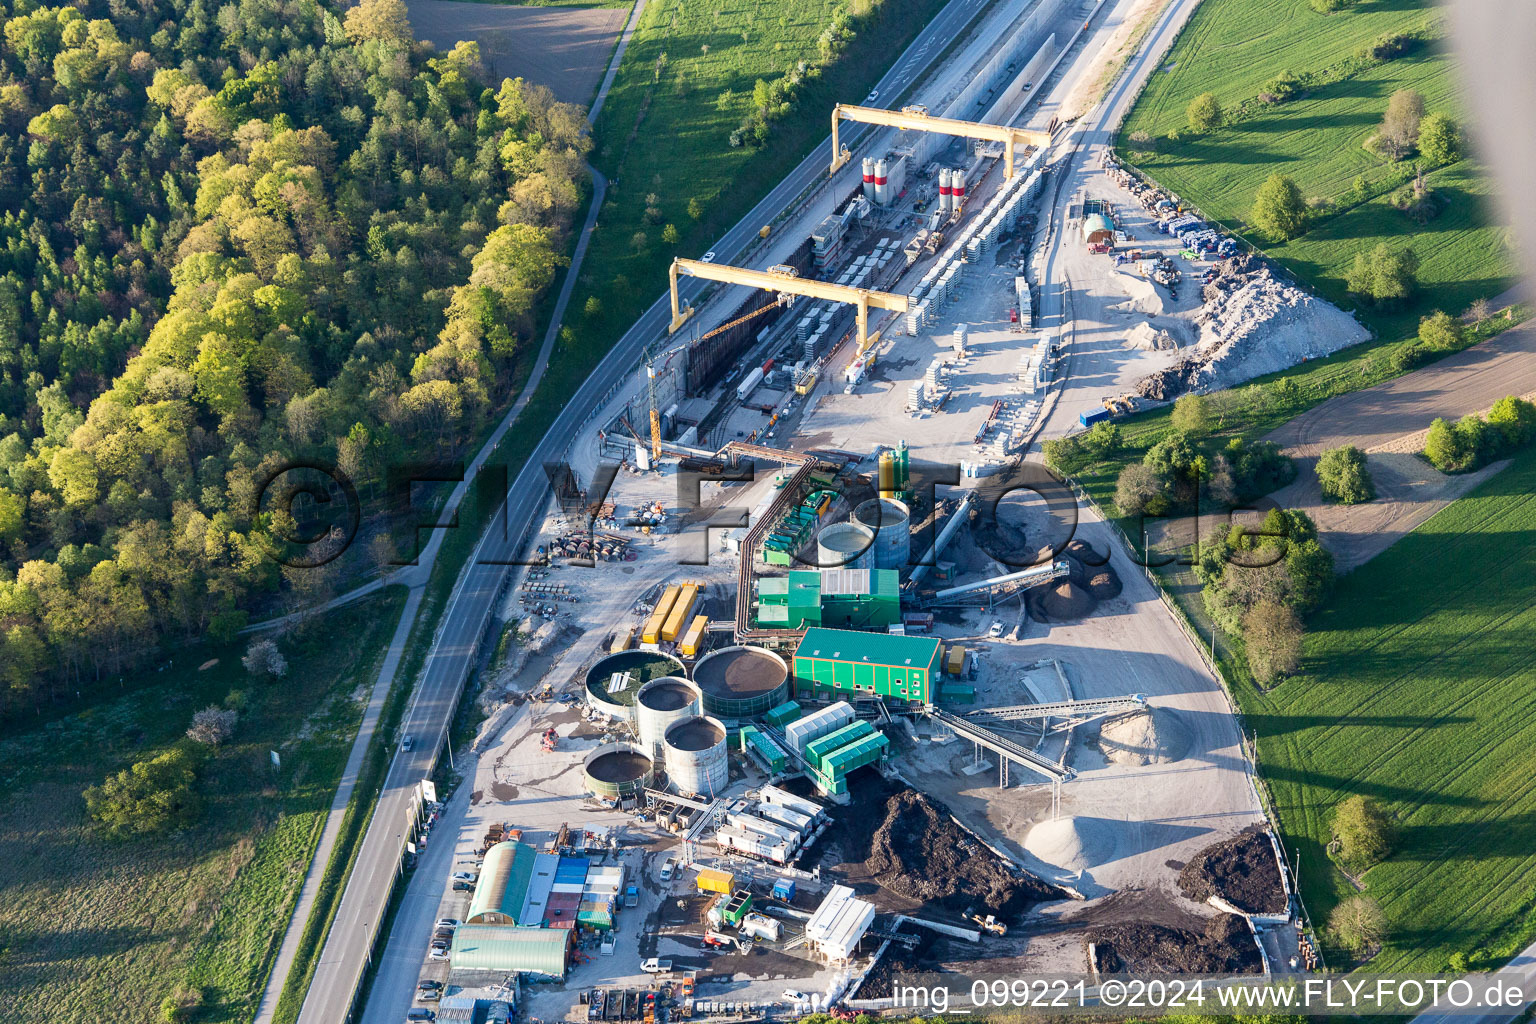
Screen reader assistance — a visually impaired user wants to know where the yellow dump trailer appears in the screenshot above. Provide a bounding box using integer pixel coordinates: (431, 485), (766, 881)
(643, 585), (681, 645)
(661, 583), (701, 642)
(696, 867), (735, 894)
(679, 615), (709, 658)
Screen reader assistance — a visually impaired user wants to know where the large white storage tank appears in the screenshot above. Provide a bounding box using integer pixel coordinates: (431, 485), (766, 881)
(854, 498), (910, 571)
(816, 521), (874, 571)
(663, 715), (729, 797)
(635, 677), (703, 761)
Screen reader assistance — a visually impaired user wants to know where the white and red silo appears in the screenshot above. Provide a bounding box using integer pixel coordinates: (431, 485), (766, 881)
(861, 157), (875, 201)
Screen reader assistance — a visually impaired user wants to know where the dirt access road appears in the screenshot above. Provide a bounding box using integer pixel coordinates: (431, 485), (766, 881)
(403, 0), (630, 104)
(1261, 304), (1535, 572)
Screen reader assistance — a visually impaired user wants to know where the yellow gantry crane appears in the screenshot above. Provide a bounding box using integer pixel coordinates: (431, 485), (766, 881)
(668, 258), (910, 353)
(829, 103), (1052, 180)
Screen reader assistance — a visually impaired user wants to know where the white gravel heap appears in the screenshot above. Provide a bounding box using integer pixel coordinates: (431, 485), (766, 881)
(1024, 815), (1117, 873)
(1098, 707), (1190, 766)
(1191, 265), (1369, 390)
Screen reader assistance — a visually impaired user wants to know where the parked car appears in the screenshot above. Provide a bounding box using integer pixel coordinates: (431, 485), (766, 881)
(988, 620), (1005, 638)
(416, 982), (442, 1002)
(640, 958), (672, 974)
(428, 947), (449, 962)
(406, 1009), (437, 1022)
(451, 880), (472, 892)
(782, 990), (808, 1002)
(435, 918), (460, 930)
(658, 858), (675, 882)
(401, 735), (414, 752)
(434, 928), (455, 943)
(451, 871), (476, 883)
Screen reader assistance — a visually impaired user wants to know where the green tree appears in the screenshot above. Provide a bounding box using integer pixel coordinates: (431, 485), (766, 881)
(0, 488), (23, 544)
(1244, 599), (1302, 684)
(1330, 895), (1386, 956)
(1417, 112), (1461, 165)
(83, 747), (203, 838)
(1423, 416), (1465, 471)
(662, 223), (680, 245)
(1378, 88), (1425, 160)
(1251, 173), (1307, 240)
(1418, 310), (1464, 351)
(1333, 795), (1393, 870)
(1170, 394), (1213, 436)
(1114, 463), (1161, 516)
(1346, 244), (1419, 307)
(1316, 445), (1374, 504)
(1185, 92), (1224, 132)
(1487, 395), (1536, 449)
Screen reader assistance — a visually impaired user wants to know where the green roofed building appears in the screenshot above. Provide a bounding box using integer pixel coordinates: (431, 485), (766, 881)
(449, 924), (571, 977)
(467, 840), (537, 924)
(792, 627), (941, 708)
(755, 570), (900, 630)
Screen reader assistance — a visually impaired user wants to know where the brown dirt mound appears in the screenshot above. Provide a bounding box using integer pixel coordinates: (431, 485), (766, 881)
(1085, 569), (1122, 600)
(1177, 827), (1288, 916)
(1028, 581), (1098, 622)
(859, 784), (1066, 921)
(1092, 913), (1262, 974)
(851, 925), (935, 999)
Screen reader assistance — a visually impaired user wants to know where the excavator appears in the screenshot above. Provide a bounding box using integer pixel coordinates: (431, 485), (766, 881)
(963, 907), (1008, 935)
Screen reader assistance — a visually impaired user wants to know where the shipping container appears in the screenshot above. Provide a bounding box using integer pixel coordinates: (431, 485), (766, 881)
(609, 627), (634, 654)
(1079, 408), (1111, 428)
(679, 614), (709, 658)
(642, 586), (681, 645)
(661, 583), (701, 642)
(695, 867), (735, 894)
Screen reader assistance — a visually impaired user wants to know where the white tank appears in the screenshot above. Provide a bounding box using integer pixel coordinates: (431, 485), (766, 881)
(938, 168), (951, 214)
(952, 167), (966, 211)
(663, 715), (729, 797)
(816, 521), (874, 571)
(873, 159), (888, 204)
(635, 677), (702, 761)
(854, 498), (911, 571)
(861, 157), (875, 200)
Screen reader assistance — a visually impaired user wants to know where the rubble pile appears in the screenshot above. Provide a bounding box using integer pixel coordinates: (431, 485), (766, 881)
(1092, 913), (1263, 974)
(1134, 254), (1369, 401)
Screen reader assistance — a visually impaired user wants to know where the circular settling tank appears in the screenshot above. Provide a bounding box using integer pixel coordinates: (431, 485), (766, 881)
(635, 676), (703, 761)
(691, 645), (789, 719)
(584, 649), (686, 720)
(854, 498), (911, 571)
(583, 742), (655, 800)
(662, 715), (728, 797)
(816, 521), (874, 571)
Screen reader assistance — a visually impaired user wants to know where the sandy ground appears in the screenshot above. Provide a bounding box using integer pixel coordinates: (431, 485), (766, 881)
(403, 0), (630, 104)
(1255, 316), (1536, 571)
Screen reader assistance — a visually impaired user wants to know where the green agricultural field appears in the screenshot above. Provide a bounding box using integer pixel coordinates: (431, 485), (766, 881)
(0, 589), (406, 1024)
(1240, 444), (1536, 972)
(1119, 0), (1516, 339)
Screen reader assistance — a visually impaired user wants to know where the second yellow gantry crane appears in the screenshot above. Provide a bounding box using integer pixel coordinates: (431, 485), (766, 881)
(829, 103), (1051, 180)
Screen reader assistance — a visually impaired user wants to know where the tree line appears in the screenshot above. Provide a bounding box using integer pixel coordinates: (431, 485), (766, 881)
(0, 0), (588, 719)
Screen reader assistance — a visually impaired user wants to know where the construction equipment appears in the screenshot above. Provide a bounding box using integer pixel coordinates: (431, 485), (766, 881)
(541, 727), (558, 753)
(668, 258), (909, 353)
(964, 907), (1008, 935)
(829, 103), (1052, 180)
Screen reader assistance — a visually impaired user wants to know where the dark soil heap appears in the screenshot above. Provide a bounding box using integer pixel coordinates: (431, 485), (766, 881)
(1026, 541), (1122, 622)
(1092, 913), (1262, 974)
(865, 788), (1067, 920)
(1177, 827), (1288, 916)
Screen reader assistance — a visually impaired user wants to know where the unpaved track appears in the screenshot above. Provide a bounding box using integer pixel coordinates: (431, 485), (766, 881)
(1260, 313), (1536, 572)
(403, 1), (630, 104)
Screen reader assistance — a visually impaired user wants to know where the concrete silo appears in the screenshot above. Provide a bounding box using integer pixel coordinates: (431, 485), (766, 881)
(816, 521), (874, 571)
(854, 498), (910, 571)
(662, 715), (729, 797)
(634, 677), (702, 761)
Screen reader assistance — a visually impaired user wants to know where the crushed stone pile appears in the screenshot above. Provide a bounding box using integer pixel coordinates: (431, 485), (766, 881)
(1135, 254), (1369, 401)
(1095, 707), (1190, 765)
(1126, 321), (1179, 351)
(864, 787), (1068, 920)
(1109, 271), (1167, 316)
(1177, 827), (1288, 915)
(1092, 913), (1263, 975)
(1024, 815), (1117, 873)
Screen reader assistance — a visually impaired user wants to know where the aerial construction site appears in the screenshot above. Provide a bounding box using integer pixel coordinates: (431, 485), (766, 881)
(363, 0), (1353, 1019)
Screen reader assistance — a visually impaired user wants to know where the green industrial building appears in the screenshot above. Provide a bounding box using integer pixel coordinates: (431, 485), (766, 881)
(791, 627), (941, 707)
(449, 924), (570, 978)
(755, 569), (900, 630)
(739, 724), (788, 773)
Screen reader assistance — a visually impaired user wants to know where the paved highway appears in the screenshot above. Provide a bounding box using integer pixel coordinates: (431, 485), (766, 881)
(296, 0), (997, 1018)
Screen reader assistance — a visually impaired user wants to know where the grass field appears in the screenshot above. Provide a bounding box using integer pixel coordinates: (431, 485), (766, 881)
(1118, 0), (1515, 340)
(1241, 443), (1536, 971)
(0, 588), (407, 1024)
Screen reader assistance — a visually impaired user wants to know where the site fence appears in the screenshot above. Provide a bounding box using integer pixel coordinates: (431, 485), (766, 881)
(1061, 475), (1327, 968)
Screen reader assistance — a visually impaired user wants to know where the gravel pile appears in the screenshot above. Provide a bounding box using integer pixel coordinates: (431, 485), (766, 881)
(1024, 815), (1117, 873)
(1096, 707), (1190, 766)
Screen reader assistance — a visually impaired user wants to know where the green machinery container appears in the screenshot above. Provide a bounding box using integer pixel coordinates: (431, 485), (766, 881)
(805, 720), (876, 774)
(763, 701), (802, 728)
(814, 730), (890, 795)
(792, 627), (942, 707)
(739, 725), (787, 773)
(722, 889), (754, 926)
(940, 684), (976, 704)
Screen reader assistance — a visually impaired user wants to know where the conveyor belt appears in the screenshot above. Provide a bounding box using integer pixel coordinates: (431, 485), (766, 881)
(966, 693), (1145, 722)
(929, 707), (1073, 781)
